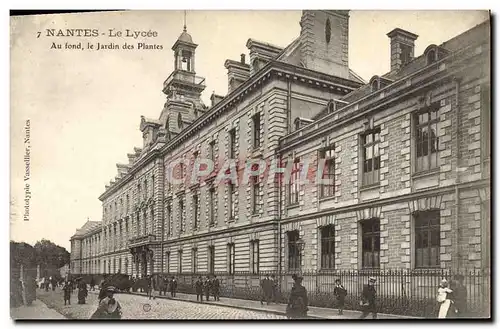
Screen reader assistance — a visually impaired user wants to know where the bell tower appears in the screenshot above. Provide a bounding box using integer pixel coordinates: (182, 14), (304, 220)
(161, 11), (206, 132)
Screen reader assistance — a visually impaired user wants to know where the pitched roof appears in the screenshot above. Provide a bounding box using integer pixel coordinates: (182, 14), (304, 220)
(71, 221), (101, 238)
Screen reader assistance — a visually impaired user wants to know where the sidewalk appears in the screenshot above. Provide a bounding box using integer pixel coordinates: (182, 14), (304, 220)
(118, 290), (419, 319)
(11, 300), (67, 320)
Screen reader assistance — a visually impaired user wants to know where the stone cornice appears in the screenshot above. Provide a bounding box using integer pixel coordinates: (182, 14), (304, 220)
(99, 59), (363, 202)
(281, 179), (490, 226)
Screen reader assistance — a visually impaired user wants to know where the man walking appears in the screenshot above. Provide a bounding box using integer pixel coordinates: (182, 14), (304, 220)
(212, 275), (220, 301)
(359, 277), (377, 319)
(195, 276), (204, 302)
(334, 278), (347, 315)
(260, 275), (271, 305)
(170, 276), (177, 298)
(204, 276), (211, 301)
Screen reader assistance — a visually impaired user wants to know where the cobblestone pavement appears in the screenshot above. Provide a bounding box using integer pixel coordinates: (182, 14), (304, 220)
(11, 300), (67, 320)
(36, 288), (286, 320)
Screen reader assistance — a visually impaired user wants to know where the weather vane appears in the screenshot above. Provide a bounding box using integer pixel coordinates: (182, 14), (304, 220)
(183, 10), (187, 32)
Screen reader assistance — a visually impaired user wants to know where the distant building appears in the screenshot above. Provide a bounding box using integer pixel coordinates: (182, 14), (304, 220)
(70, 11), (490, 280)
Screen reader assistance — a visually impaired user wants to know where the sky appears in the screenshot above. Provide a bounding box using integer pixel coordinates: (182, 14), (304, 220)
(9, 10), (489, 251)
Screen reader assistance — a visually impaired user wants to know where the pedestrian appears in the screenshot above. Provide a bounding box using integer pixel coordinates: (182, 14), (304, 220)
(260, 275), (271, 305)
(286, 274), (308, 319)
(77, 278), (88, 304)
(212, 275), (220, 301)
(437, 279), (456, 318)
(147, 275), (153, 300)
(359, 277), (377, 319)
(90, 286), (122, 320)
(204, 276), (211, 301)
(334, 278), (347, 315)
(270, 274), (278, 303)
(44, 277), (49, 292)
(450, 274), (467, 317)
(170, 276), (177, 297)
(90, 277), (95, 291)
(195, 276), (204, 301)
(63, 281), (72, 305)
(51, 276), (56, 291)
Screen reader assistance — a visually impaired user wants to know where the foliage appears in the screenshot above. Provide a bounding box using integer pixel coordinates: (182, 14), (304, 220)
(33, 239), (70, 271)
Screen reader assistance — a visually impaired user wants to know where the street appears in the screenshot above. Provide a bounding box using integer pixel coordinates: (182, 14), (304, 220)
(35, 288), (286, 319)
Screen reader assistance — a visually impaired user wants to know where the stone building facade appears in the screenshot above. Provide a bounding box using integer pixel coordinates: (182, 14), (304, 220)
(70, 11), (490, 279)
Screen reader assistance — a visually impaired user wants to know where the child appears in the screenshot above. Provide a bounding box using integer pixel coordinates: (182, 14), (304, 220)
(63, 281), (72, 305)
(437, 279), (455, 318)
(333, 278), (347, 315)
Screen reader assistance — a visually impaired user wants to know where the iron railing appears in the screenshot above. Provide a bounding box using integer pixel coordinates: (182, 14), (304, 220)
(74, 269), (490, 318)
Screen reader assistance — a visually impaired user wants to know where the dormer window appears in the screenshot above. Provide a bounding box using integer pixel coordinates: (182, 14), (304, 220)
(424, 45), (449, 66)
(427, 49), (437, 64)
(371, 79), (379, 92)
(252, 59), (259, 73)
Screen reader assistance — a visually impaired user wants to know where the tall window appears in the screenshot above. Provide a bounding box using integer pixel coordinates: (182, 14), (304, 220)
(179, 163), (185, 183)
(228, 183), (236, 221)
(118, 258), (122, 273)
(209, 188), (215, 226)
(320, 147), (335, 198)
(287, 230), (300, 270)
(415, 106), (439, 172)
(362, 130), (381, 186)
(103, 260), (106, 274)
(289, 158), (300, 205)
(126, 194), (129, 214)
(253, 112), (261, 149)
(165, 252), (170, 273)
(142, 210), (147, 236)
(415, 210), (440, 268)
(250, 240), (260, 274)
(361, 218), (380, 269)
(166, 203), (172, 236)
(179, 198), (185, 233)
(178, 250), (183, 273)
(229, 129), (236, 159)
(208, 246), (215, 274)
(209, 140), (216, 162)
(144, 179), (148, 200)
(227, 243), (236, 274)
(193, 194), (199, 229)
(137, 183), (141, 201)
(251, 176), (259, 214)
(481, 84), (491, 159)
(321, 225), (336, 269)
(192, 248), (198, 273)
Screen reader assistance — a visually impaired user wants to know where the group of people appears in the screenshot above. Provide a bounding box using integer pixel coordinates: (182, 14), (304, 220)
(194, 275), (221, 301)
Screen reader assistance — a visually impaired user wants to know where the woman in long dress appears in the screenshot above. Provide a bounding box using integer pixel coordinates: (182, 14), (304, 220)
(437, 279), (456, 318)
(286, 274), (309, 319)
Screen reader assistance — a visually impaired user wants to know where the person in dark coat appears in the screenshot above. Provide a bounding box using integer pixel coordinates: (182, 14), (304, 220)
(270, 274), (278, 303)
(195, 276), (204, 301)
(90, 277), (96, 291)
(260, 275), (272, 305)
(63, 281), (72, 305)
(359, 277), (377, 319)
(44, 277), (50, 292)
(212, 275), (220, 301)
(334, 278), (347, 315)
(51, 277), (57, 291)
(90, 286), (122, 320)
(170, 276), (177, 297)
(450, 274), (467, 317)
(77, 278), (88, 304)
(147, 275), (153, 300)
(286, 275), (308, 319)
(204, 276), (212, 301)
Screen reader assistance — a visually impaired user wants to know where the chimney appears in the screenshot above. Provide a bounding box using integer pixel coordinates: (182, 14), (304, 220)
(210, 92), (224, 107)
(299, 10), (350, 79)
(387, 28), (418, 72)
(224, 58), (250, 93)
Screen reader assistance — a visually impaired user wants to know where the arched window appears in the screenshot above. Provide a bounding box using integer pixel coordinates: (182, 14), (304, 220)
(252, 59), (259, 72)
(371, 79), (379, 92)
(427, 49), (436, 65)
(177, 113), (183, 129)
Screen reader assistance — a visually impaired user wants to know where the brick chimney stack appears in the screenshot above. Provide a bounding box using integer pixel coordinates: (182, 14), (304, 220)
(387, 28), (419, 72)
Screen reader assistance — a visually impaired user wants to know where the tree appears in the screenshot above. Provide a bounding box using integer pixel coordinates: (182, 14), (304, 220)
(33, 239), (70, 277)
